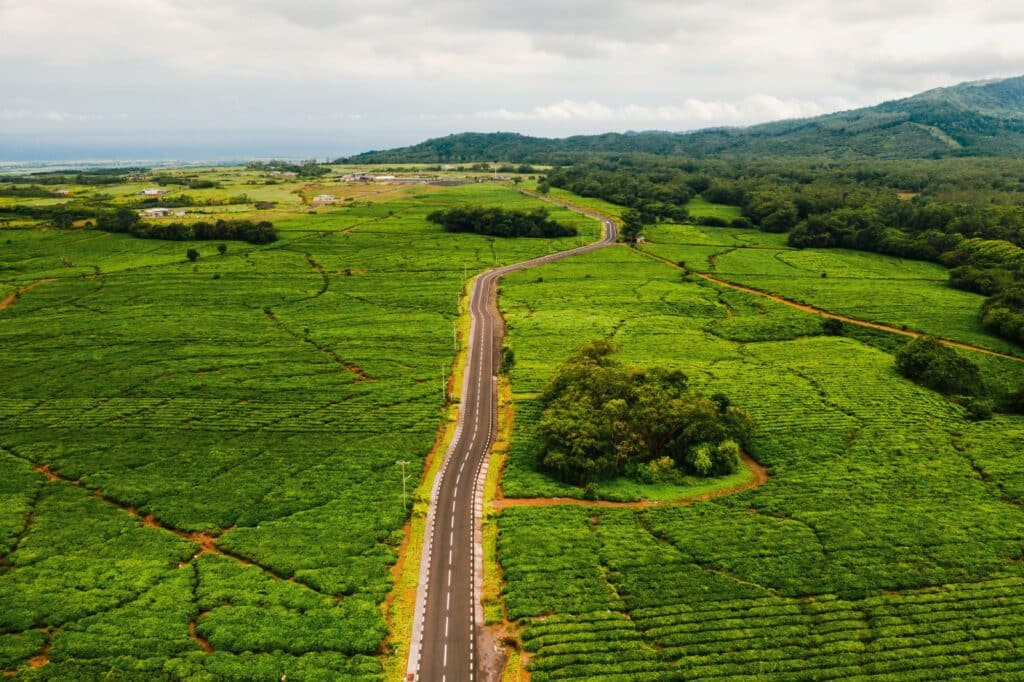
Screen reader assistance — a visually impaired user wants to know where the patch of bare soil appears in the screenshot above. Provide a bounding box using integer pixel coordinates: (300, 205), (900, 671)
(188, 614), (213, 653)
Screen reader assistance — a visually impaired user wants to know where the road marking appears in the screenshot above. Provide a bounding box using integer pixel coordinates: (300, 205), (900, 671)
(443, 643), (448, 666)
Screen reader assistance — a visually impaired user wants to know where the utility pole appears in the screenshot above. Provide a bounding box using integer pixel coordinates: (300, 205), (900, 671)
(441, 361), (447, 403)
(396, 460), (412, 510)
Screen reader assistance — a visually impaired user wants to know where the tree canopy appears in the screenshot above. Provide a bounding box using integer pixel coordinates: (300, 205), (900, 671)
(427, 206), (577, 238)
(536, 340), (753, 485)
(894, 336), (981, 395)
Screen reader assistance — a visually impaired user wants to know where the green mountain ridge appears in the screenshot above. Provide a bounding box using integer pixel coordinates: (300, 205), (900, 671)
(344, 75), (1024, 162)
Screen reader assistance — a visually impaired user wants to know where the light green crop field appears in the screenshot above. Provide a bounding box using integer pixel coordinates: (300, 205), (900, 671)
(497, 245), (1024, 679)
(640, 219), (1021, 355)
(0, 177), (595, 679)
(685, 196), (743, 221)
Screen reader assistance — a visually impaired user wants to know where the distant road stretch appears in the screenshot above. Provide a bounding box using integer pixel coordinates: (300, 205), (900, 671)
(407, 194), (618, 682)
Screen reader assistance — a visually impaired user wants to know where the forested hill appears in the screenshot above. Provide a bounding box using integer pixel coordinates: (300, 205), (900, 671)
(343, 76), (1024, 162)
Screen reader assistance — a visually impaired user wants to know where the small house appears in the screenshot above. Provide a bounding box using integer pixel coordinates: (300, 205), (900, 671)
(141, 207), (172, 218)
(139, 188), (168, 196)
(374, 175), (396, 182)
(53, 189), (70, 197)
(312, 194), (336, 204)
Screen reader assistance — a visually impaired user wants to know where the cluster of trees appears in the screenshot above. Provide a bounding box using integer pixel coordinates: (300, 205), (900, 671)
(427, 206), (577, 238)
(96, 208), (276, 244)
(895, 336), (981, 396)
(0, 168), (140, 186)
(245, 160), (331, 178)
(535, 341), (752, 485)
(0, 185), (62, 198)
(548, 161), (695, 223)
(135, 193), (250, 208)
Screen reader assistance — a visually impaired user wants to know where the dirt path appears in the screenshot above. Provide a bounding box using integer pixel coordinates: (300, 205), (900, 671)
(0, 279), (55, 313)
(637, 248), (1024, 363)
(493, 453), (768, 509)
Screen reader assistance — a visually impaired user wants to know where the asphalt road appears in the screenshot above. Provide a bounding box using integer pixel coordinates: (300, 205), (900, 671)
(407, 196), (617, 682)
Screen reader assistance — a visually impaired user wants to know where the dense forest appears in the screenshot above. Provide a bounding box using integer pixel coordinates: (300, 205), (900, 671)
(427, 206), (577, 238)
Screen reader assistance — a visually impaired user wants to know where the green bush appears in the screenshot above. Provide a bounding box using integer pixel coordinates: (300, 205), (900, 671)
(894, 336), (981, 395)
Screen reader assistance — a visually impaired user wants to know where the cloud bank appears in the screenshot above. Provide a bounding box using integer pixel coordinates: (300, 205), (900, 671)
(1, 0), (1022, 156)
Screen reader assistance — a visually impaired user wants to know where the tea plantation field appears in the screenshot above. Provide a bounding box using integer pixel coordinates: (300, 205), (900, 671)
(496, 245), (1024, 679)
(638, 220), (1021, 356)
(0, 179), (596, 679)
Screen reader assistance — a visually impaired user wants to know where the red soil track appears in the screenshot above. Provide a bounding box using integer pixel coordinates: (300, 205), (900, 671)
(493, 452), (768, 509)
(638, 248), (1024, 363)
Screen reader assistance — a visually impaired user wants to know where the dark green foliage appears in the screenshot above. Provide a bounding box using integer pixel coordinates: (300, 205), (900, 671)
(0, 185), (60, 198)
(620, 209), (645, 243)
(895, 336), (981, 395)
(499, 344), (515, 374)
(427, 206), (576, 238)
(535, 340), (752, 484)
(981, 285), (1024, 344)
(547, 162), (693, 222)
(963, 397), (994, 421)
(1011, 382), (1024, 413)
(822, 317), (845, 336)
(186, 248), (199, 262)
(245, 159), (330, 178)
(95, 215), (278, 245)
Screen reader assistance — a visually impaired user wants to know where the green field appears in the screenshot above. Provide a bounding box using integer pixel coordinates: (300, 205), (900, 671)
(496, 244), (1024, 679)
(639, 218), (1020, 355)
(0, 178), (596, 679)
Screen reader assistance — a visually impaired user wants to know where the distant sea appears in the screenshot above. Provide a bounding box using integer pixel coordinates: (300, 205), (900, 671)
(0, 129), (419, 170)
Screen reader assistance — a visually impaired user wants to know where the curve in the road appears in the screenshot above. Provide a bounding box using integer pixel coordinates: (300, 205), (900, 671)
(406, 197), (617, 682)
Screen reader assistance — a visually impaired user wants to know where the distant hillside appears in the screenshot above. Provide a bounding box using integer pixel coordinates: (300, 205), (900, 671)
(344, 76), (1024, 162)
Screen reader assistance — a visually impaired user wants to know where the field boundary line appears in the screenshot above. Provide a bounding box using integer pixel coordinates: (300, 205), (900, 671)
(635, 246), (1024, 362)
(1, 279), (55, 313)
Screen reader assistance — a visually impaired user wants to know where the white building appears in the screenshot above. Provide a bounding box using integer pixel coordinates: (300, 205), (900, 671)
(374, 175), (397, 182)
(312, 194), (336, 204)
(53, 189), (70, 197)
(141, 207), (173, 218)
(139, 188), (168, 196)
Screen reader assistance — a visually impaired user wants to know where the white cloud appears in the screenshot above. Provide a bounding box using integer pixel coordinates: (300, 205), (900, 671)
(476, 96), (855, 128)
(0, 0), (1021, 153)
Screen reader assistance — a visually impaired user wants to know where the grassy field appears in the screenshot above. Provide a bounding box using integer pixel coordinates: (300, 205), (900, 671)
(639, 217), (1020, 355)
(496, 244), (1024, 679)
(0, 175), (596, 679)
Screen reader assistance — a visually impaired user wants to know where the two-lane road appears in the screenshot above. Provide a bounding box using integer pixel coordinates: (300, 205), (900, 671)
(407, 198), (617, 681)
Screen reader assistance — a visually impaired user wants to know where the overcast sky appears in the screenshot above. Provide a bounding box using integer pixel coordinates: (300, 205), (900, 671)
(2, 0), (1023, 159)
